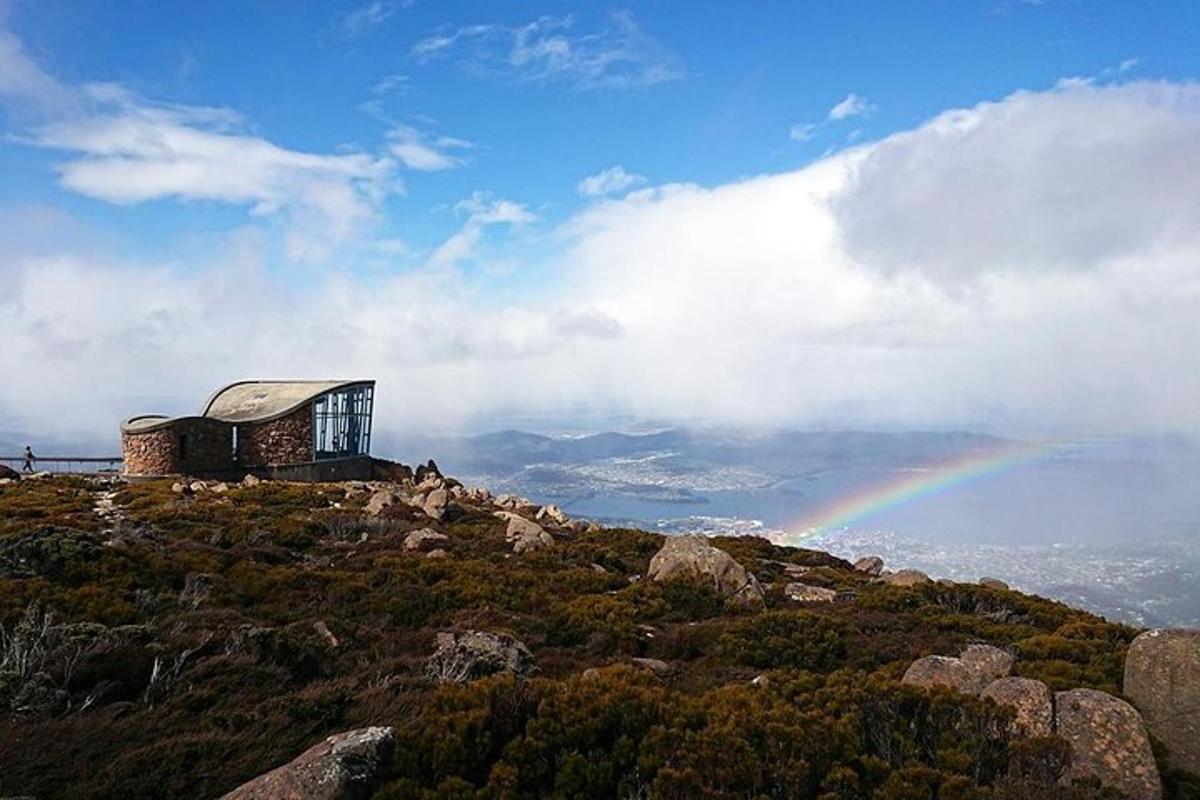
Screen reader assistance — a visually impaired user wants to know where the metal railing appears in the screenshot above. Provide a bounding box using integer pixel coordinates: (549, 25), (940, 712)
(0, 456), (123, 475)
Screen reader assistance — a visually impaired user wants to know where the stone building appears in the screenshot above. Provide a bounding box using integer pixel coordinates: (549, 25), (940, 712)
(121, 380), (376, 480)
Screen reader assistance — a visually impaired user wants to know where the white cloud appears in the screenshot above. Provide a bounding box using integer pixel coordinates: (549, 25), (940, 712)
(0, 25), (403, 263)
(372, 74), (410, 96)
(0, 24), (74, 112)
(790, 92), (875, 142)
(833, 81), (1200, 284)
(339, 0), (408, 38)
(425, 191), (535, 269)
(411, 12), (684, 89)
(26, 86), (395, 261)
(386, 123), (472, 170)
(5, 80), (1200, 440)
(828, 92), (873, 121)
(577, 165), (646, 197)
(789, 122), (817, 142)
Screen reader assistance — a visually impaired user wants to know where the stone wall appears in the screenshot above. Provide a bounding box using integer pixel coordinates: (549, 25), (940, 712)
(122, 417), (234, 476)
(238, 405), (313, 467)
(122, 428), (180, 476)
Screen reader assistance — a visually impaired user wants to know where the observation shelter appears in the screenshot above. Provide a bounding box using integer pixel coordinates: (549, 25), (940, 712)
(120, 380), (376, 481)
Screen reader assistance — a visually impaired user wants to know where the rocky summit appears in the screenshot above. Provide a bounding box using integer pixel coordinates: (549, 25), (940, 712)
(0, 468), (1197, 799)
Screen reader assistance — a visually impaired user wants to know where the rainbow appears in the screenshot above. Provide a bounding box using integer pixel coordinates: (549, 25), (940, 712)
(776, 438), (1059, 547)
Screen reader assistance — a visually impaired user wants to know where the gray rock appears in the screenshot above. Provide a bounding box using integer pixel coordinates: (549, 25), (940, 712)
(902, 655), (984, 694)
(425, 548), (447, 559)
(1124, 628), (1200, 776)
(630, 657), (673, 676)
(425, 631), (536, 685)
(783, 582), (837, 603)
(877, 569), (932, 587)
(979, 576), (1009, 590)
(364, 490), (399, 516)
(220, 726), (395, 800)
(403, 528), (448, 552)
(1055, 688), (1161, 800)
(536, 504), (569, 525)
(902, 644), (1013, 695)
(980, 676), (1053, 736)
(647, 535), (764, 609)
(422, 488), (449, 520)
(497, 513), (554, 554)
(312, 620), (339, 649)
(960, 644), (1014, 680)
(853, 556), (884, 576)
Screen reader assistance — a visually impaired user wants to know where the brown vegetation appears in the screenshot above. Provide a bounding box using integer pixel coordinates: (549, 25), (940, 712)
(0, 476), (1189, 799)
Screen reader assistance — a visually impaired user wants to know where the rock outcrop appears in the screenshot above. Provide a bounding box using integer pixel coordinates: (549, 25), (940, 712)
(979, 576), (1009, 590)
(422, 488), (449, 520)
(783, 582), (837, 603)
(220, 726), (395, 800)
(1055, 689), (1161, 800)
(536, 504), (568, 526)
(0, 464), (20, 480)
(980, 676), (1053, 736)
(647, 535), (764, 609)
(364, 490), (398, 516)
(877, 569), (932, 587)
(1124, 628), (1200, 776)
(960, 643), (1014, 677)
(853, 556), (884, 576)
(403, 528), (448, 552)
(496, 513), (554, 554)
(902, 644), (1013, 695)
(425, 631), (536, 684)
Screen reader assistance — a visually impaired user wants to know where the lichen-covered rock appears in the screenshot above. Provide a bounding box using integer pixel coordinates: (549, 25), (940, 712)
(1055, 688), (1161, 800)
(853, 556), (884, 576)
(1124, 628), (1200, 776)
(980, 677), (1053, 736)
(220, 726), (395, 800)
(422, 488), (449, 520)
(877, 568), (931, 587)
(783, 582), (837, 603)
(902, 645), (1013, 695)
(647, 535), (764, 609)
(497, 513), (554, 554)
(902, 655), (983, 694)
(364, 490), (399, 516)
(536, 504), (568, 525)
(425, 631), (536, 684)
(979, 576), (1009, 590)
(960, 644), (1014, 680)
(630, 657), (673, 676)
(403, 528), (448, 552)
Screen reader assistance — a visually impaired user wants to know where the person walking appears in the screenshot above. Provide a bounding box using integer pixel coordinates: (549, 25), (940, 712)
(21, 445), (35, 472)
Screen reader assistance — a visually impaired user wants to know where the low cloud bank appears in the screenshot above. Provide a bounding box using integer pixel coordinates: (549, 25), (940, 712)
(3, 80), (1200, 442)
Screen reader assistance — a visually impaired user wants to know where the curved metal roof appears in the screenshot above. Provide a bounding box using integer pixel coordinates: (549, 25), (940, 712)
(121, 380), (374, 433)
(203, 380), (373, 423)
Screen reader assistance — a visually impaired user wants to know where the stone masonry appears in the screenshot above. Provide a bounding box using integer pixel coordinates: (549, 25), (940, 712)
(238, 406), (314, 467)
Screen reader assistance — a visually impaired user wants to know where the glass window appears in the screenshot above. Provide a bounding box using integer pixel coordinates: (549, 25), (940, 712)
(313, 384), (374, 460)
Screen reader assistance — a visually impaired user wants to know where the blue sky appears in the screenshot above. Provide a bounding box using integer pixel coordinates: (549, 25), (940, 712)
(2, 1), (1200, 438)
(4, 1), (1195, 263)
